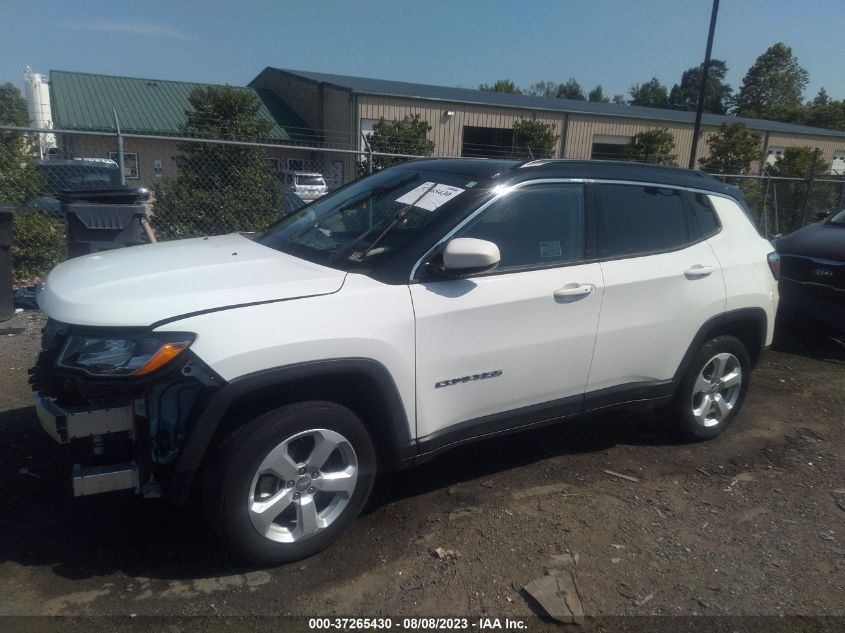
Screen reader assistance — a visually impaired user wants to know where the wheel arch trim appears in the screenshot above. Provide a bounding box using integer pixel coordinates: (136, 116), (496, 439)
(166, 357), (412, 505)
(673, 307), (768, 385)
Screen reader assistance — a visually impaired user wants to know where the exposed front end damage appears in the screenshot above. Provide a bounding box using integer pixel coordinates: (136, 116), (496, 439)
(30, 319), (222, 499)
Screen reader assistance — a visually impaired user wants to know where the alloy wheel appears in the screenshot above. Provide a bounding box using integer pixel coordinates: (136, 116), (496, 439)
(691, 352), (742, 428)
(247, 428), (358, 543)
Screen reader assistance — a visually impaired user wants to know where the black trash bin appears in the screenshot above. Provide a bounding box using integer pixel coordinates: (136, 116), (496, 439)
(0, 205), (13, 322)
(60, 187), (150, 258)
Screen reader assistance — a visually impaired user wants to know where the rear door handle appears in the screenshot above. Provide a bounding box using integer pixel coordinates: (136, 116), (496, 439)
(553, 283), (595, 299)
(684, 265), (714, 279)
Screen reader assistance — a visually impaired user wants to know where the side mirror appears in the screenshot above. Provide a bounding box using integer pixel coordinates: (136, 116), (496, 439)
(815, 210), (831, 221)
(440, 238), (500, 276)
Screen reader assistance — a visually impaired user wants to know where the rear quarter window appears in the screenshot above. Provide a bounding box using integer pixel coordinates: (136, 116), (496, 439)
(685, 191), (721, 238)
(597, 184), (693, 258)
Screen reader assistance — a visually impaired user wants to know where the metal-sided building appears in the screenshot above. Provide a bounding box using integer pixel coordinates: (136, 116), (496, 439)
(251, 67), (845, 183)
(44, 68), (845, 191)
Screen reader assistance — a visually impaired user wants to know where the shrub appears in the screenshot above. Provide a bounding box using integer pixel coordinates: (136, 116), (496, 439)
(11, 212), (67, 284)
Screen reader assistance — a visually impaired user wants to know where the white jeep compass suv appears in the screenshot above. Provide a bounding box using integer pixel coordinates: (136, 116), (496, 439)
(32, 159), (779, 564)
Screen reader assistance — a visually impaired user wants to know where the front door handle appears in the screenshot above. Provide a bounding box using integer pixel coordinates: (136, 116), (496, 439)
(684, 265), (714, 279)
(553, 283), (595, 299)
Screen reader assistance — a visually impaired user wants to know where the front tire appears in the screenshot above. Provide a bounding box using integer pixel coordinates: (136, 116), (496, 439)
(671, 335), (750, 441)
(203, 401), (376, 565)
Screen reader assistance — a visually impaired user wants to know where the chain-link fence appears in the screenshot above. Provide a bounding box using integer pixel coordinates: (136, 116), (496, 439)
(1, 124), (426, 285)
(714, 173), (845, 237)
(2, 123), (843, 286)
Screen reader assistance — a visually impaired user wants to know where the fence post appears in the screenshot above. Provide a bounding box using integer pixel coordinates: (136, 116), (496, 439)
(361, 133), (373, 174)
(113, 108), (126, 186)
(799, 148), (821, 227)
(761, 173), (770, 236)
(0, 209), (13, 322)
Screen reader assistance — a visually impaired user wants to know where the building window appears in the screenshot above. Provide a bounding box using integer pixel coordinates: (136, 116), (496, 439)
(462, 126), (515, 158)
(591, 135), (630, 161)
(265, 157), (281, 172)
(108, 151), (139, 179)
(287, 158), (305, 171)
(766, 147), (785, 166)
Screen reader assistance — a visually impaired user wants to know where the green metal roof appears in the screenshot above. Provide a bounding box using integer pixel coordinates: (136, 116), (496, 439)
(49, 70), (316, 142)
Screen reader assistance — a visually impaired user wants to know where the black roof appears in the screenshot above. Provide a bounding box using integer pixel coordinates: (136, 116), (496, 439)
(393, 158), (519, 179)
(266, 68), (845, 139)
(394, 158), (741, 197)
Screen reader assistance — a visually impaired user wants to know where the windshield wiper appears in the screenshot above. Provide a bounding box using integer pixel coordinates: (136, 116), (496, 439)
(290, 173), (420, 244)
(339, 181), (439, 264)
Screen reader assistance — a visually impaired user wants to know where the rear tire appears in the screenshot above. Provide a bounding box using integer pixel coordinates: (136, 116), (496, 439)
(202, 401), (376, 565)
(670, 335), (750, 441)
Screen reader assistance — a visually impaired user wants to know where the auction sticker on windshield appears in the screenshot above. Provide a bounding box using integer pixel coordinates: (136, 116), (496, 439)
(395, 182), (464, 211)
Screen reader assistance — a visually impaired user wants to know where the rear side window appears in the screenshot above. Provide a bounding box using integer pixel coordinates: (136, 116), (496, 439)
(686, 192), (721, 238)
(597, 184), (692, 258)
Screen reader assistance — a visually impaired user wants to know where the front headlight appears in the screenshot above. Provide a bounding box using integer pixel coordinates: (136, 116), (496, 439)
(57, 333), (195, 377)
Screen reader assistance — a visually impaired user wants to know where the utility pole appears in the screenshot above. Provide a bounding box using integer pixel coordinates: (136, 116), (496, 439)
(688, 0), (720, 169)
(113, 108), (126, 186)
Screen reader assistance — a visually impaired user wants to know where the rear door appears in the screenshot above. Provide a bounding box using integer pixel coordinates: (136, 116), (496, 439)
(411, 182), (603, 442)
(587, 183), (726, 394)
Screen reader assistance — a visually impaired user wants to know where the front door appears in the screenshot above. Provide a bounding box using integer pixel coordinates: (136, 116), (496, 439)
(410, 182), (603, 443)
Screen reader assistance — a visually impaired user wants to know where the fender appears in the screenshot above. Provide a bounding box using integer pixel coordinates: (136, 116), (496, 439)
(672, 307), (769, 384)
(166, 357), (412, 505)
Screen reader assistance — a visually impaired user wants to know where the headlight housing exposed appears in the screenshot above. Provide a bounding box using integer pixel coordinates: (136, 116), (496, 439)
(57, 332), (195, 377)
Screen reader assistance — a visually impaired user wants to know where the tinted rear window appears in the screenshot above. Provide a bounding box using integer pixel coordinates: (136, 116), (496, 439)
(598, 184), (692, 258)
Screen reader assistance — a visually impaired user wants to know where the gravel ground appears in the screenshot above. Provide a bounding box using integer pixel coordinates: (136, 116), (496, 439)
(0, 310), (843, 631)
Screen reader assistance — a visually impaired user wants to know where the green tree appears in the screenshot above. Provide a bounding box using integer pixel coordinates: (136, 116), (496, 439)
(556, 78), (585, 100)
(362, 114), (434, 173)
(628, 78), (669, 108)
(512, 117), (559, 159)
(667, 60), (733, 114)
(624, 128), (677, 164)
(769, 147), (833, 233)
(0, 83), (41, 207)
(527, 81), (557, 98)
(734, 43), (809, 119)
(479, 79), (522, 94)
(611, 94), (626, 105)
(800, 88), (845, 131)
(588, 85), (610, 103)
(0, 83), (61, 283)
(699, 123), (764, 174)
(151, 85), (284, 240)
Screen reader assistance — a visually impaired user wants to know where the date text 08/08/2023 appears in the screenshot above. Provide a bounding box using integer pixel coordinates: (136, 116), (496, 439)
(307, 617), (529, 630)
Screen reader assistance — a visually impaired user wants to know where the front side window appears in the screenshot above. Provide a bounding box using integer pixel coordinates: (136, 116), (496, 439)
(455, 183), (585, 269)
(598, 184), (692, 258)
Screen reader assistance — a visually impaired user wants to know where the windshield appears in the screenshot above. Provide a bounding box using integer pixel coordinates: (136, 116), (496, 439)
(257, 167), (488, 270)
(828, 209), (845, 226)
(39, 164), (121, 193)
(296, 175), (325, 186)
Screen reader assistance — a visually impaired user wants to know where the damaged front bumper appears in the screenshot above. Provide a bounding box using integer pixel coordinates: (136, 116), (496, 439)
(35, 391), (140, 496)
(31, 319), (222, 500)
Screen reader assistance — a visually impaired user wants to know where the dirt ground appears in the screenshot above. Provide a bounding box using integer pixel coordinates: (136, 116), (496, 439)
(0, 309), (843, 630)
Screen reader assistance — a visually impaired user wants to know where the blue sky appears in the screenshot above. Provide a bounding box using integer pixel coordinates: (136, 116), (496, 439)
(3, 0), (843, 103)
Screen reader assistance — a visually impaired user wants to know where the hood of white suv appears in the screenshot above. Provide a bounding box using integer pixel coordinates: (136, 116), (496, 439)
(37, 233), (346, 327)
